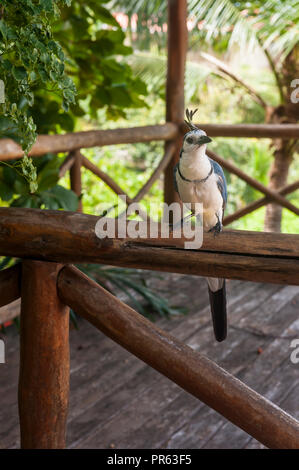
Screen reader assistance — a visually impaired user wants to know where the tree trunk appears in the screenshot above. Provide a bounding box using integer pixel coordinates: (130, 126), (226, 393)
(264, 140), (293, 232)
(264, 46), (299, 232)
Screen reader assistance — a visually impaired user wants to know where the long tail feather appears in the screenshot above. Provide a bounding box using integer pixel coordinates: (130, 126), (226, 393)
(207, 279), (227, 342)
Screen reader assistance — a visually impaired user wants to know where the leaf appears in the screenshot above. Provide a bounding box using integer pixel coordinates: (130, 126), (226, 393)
(12, 67), (27, 82)
(109, 84), (132, 107)
(37, 168), (59, 192)
(49, 185), (79, 211)
(0, 181), (13, 201)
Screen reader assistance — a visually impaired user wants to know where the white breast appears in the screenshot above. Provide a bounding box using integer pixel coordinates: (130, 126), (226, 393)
(176, 161), (224, 231)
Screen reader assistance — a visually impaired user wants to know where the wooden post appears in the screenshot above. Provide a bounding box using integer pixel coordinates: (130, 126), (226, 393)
(164, 0), (188, 205)
(70, 150), (82, 212)
(18, 260), (69, 449)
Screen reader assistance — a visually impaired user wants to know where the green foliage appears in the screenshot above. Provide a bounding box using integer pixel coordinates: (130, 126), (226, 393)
(0, 153), (78, 210)
(35, 0), (148, 132)
(0, 0), (76, 191)
(78, 264), (186, 319)
(0, 0), (147, 206)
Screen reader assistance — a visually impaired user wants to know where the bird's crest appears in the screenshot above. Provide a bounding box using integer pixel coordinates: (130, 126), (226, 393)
(184, 108), (198, 131)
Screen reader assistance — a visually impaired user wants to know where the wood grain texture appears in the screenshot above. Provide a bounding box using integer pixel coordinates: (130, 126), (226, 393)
(0, 275), (298, 449)
(224, 180), (299, 225)
(0, 208), (298, 284)
(207, 149), (299, 216)
(0, 123), (178, 160)
(181, 122), (299, 138)
(18, 260), (69, 449)
(164, 0), (187, 206)
(57, 265), (299, 449)
(70, 150), (82, 212)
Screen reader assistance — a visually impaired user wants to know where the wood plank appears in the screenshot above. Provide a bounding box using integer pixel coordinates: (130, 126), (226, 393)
(66, 282), (257, 448)
(87, 286), (283, 449)
(0, 277), (297, 449)
(69, 282), (284, 448)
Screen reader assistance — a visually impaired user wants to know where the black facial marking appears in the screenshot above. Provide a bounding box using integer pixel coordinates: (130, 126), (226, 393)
(186, 136), (193, 144)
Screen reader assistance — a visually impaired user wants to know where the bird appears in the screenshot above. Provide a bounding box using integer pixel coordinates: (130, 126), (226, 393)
(173, 108), (228, 342)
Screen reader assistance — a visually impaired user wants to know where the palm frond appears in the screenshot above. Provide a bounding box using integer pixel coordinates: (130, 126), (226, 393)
(190, 0), (299, 61)
(128, 51), (214, 102)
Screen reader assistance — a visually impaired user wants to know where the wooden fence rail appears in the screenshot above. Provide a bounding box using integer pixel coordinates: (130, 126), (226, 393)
(0, 207), (298, 285)
(0, 123), (178, 160)
(0, 121), (298, 226)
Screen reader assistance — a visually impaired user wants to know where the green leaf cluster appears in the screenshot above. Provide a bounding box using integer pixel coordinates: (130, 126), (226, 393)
(41, 0), (148, 126)
(0, 153), (78, 210)
(0, 0), (76, 190)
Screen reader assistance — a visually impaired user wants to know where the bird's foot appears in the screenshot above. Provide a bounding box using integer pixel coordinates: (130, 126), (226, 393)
(208, 214), (222, 237)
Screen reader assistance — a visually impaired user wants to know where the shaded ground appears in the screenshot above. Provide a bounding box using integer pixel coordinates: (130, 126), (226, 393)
(0, 273), (298, 449)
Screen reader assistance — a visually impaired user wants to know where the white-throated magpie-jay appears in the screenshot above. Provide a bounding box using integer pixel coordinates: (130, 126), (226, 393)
(174, 109), (228, 342)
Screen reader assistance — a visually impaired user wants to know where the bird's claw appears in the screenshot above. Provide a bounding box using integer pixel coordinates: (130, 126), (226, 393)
(208, 214), (222, 237)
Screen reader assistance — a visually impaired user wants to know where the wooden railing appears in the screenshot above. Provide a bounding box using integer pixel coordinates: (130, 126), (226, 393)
(0, 121), (298, 225)
(0, 207), (299, 449)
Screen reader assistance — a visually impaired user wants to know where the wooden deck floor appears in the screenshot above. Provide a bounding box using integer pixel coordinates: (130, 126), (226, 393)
(1, 273), (298, 449)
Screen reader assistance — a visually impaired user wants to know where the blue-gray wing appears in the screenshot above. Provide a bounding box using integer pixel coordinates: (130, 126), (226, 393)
(173, 163), (179, 193)
(208, 157), (227, 208)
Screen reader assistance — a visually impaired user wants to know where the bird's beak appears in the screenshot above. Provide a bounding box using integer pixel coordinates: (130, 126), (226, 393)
(197, 135), (212, 146)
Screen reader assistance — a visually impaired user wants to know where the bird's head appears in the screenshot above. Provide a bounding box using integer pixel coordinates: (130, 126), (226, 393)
(183, 129), (212, 153)
(182, 108), (212, 153)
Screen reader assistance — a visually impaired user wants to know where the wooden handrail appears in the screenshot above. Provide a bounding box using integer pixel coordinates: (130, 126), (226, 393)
(207, 149), (299, 217)
(224, 180), (299, 225)
(57, 265), (299, 449)
(0, 122), (298, 162)
(0, 123), (178, 161)
(182, 122), (299, 139)
(0, 208), (298, 285)
(59, 152), (76, 178)
(70, 150), (82, 212)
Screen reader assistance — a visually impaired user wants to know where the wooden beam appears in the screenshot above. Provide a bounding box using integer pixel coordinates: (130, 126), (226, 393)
(164, 0), (187, 206)
(18, 260), (69, 449)
(70, 150), (82, 212)
(207, 149), (299, 216)
(133, 142), (175, 202)
(81, 154), (131, 200)
(58, 152), (76, 179)
(0, 208), (298, 285)
(181, 122), (299, 139)
(0, 264), (21, 308)
(224, 180), (299, 226)
(57, 265), (299, 449)
(0, 123), (178, 161)
(82, 143), (175, 204)
(0, 122), (297, 161)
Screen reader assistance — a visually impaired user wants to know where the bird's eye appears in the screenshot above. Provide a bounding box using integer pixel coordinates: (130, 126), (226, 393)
(186, 137), (193, 144)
